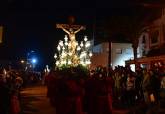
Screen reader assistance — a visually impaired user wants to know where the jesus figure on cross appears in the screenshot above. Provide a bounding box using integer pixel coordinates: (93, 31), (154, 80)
(57, 24), (85, 55)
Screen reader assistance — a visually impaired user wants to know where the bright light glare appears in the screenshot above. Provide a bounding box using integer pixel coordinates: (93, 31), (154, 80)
(68, 60), (72, 64)
(89, 52), (92, 57)
(64, 35), (68, 41)
(54, 54), (57, 59)
(56, 61), (59, 65)
(130, 64), (135, 72)
(32, 58), (37, 64)
(77, 46), (81, 51)
(84, 36), (88, 41)
(59, 41), (63, 46)
(85, 42), (90, 47)
(21, 60), (25, 63)
(57, 45), (60, 50)
(80, 42), (83, 47)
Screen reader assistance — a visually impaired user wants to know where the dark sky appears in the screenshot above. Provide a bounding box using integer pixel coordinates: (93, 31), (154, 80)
(0, 0), (164, 69)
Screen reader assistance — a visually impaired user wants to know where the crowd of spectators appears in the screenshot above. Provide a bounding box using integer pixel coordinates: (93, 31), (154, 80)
(0, 68), (23, 114)
(0, 68), (41, 114)
(112, 65), (165, 109)
(45, 64), (165, 114)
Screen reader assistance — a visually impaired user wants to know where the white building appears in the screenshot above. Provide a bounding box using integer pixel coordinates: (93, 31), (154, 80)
(91, 42), (134, 70)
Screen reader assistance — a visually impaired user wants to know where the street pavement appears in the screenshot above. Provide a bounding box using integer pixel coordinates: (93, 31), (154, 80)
(20, 84), (56, 114)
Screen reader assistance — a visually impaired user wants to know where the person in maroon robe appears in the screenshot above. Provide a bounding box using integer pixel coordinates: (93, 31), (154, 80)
(96, 72), (112, 114)
(45, 70), (56, 106)
(84, 73), (98, 114)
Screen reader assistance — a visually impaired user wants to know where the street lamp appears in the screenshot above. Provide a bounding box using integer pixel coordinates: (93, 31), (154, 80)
(21, 60), (25, 64)
(26, 50), (38, 70)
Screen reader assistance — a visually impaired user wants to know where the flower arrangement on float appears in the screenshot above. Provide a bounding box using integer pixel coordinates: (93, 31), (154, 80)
(54, 35), (92, 78)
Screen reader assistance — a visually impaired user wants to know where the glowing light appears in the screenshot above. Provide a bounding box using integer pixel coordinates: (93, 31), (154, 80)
(21, 60), (25, 63)
(59, 41), (63, 46)
(54, 35), (92, 68)
(64, 35), (68, 41)
(68, 60), (72, 64)
(80, 61), (84, 65)
(85, 42), (90, 47)
(80, 54), (83, 58)
(77, 46), (81, 51)
(62, 52), (67, 57)
(61, 60), (66, 64)
(80, 52), (87, 58)
(89, 52), (92, 57)
(85, 60), (91, 65)
(56, 61), (59, 65)
(130, 64), (135, 72)
(84, 36), (88, 41)
(57, 45), (60, 51)
(80, 42), (83, 47)
(68, 52), (72, 56)
(31, 58), (37, 64)
(65, 42), (68, 46)
(54, 54), (57, 59)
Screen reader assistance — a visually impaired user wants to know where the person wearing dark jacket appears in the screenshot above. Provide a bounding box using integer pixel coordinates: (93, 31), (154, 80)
(144, 70), (160, 114)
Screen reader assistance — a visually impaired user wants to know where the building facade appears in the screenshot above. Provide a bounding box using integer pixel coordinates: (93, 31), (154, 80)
(126, 8), (165, 69)
(91, 42), (134, 70)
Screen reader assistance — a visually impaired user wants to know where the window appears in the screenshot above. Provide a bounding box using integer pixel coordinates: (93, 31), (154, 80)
(126, 49), (131, 54)
(116, 49), (122, 54)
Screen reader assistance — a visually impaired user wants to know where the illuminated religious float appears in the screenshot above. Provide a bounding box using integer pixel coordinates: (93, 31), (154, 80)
(54, 17), (92, 74)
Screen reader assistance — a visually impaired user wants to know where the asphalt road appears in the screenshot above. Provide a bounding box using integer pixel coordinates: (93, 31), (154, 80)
(20, 85), (56, 114)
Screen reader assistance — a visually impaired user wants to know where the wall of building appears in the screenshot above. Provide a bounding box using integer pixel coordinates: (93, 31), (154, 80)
(111, 43), (134, 69)
(91, 42), (109, 70)
(91, 42), (134, 70)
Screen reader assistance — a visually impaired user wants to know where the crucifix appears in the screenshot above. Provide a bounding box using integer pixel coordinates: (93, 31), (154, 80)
(56, 16), (86, 54)
(56, 16), (86, 41)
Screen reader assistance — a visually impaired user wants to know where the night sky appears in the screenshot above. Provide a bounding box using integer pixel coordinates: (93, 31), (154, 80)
(0, 0), (164, 70)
